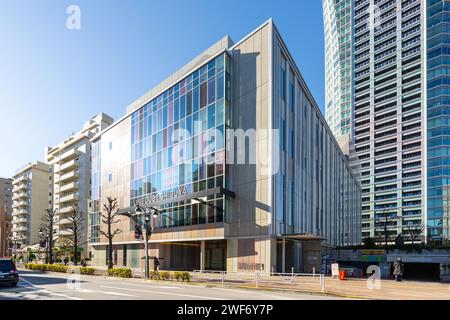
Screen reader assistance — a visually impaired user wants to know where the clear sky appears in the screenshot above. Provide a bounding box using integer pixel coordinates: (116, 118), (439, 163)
(0, 0), (325, 178)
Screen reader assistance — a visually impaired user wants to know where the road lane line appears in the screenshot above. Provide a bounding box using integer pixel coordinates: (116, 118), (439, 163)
(100, 285), (226, 300)
(116, 283), (183, 290)
(76, 288), (137, 297)
(19, 276), (84, 300)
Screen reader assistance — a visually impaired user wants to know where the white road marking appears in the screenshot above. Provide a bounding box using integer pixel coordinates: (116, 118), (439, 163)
(19, 277), (84, 300)
(118, 283), (183, 290)
(100, 285), (227, 300)
(76, 288), (137, 297)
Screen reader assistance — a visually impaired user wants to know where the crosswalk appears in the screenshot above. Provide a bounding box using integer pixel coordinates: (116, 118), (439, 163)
(0, 278), (83, 300)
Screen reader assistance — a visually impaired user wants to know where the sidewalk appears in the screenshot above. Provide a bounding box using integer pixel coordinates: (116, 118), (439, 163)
(236, 277), (450, 300)
(322, 278), (450, 300)
(20, 266), (450, 300)
(191, 272), (450, 300)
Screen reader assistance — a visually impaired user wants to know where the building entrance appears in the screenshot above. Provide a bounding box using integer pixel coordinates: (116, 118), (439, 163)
(205, 240), (226, 271)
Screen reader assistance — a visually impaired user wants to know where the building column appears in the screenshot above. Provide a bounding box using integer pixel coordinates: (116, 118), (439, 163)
(226, 239), (238, 272)
(281, 238), (286, 273)
(200, 240), (206, 271)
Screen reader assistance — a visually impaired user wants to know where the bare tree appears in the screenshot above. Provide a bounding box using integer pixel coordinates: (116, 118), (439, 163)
(64, 205), (85, 266)
(404, 222), (425, 245)
(39, 208), (57, 264)
(374, 211), (399, 248)
(100, 197), (122, 270)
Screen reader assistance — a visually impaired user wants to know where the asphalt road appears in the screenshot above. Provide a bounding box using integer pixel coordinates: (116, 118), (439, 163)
(0, 270), (347, 300)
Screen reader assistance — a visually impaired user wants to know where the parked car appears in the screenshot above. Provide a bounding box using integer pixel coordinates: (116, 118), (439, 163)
(0, 258), (19, 286)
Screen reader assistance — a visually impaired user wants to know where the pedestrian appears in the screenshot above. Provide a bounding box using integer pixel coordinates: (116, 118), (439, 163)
(63, 256), (69, 266)
(153, 257), (160, 272)
(393, 258), (404, 282)
(81, 259), (87, 268)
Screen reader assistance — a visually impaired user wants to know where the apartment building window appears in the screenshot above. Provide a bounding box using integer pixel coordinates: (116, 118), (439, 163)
(108, 173), (112, 183)
(109, 142), (113, 150)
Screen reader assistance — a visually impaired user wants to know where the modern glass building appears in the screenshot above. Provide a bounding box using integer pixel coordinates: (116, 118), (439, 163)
(324, 0), (431, 242)
(88, 20), (361, 273)
(427, 0), (450, 240)
(323, 0), (354, 137)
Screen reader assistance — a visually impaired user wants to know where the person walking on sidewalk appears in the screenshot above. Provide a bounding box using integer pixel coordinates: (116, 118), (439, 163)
(393, 258), (404, 282)
(153, 257), (160, 272)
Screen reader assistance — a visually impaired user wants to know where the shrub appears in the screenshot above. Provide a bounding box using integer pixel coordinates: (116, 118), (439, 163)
(24, 263), (68, 273)
(181, 272), (191, 282)
(150, 271), (160, 280)
(48, 264), (68, 273)
(173, 271), (183, 282)
(159, 271), (171, 280)
(80, 267), (95, 275)
(108, 268), (132, 278)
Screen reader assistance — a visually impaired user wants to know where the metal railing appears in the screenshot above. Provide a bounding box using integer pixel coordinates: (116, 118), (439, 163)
(192, 270), (326, 293)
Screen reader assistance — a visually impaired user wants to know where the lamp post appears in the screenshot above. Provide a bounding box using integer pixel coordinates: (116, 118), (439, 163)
(39, 229), (56, 264)
(9, 235), (18, 261)
(39, 229), (48, 263)
(119, 204), (159, 279)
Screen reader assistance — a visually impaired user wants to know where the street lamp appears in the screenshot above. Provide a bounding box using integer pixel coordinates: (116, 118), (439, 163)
(119, 204), (159, 279)
(9, 235), (18, 261)
(39, 228), (56, 264)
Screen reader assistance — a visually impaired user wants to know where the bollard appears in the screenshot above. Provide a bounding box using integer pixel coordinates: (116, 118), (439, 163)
(221, 271), (224, 286)
(291, 267), (294, 276)
(313, 267), (316, 278)
(320, 275), (326, 292)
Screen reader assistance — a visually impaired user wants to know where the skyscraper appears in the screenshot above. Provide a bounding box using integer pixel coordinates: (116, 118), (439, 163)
(323, 0), (353, 138)
(426, 0), (450, 241)
(324, 0), (430, 242)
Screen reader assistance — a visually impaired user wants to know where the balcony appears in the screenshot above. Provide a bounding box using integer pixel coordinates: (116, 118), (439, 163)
(59, 181), (79, 193)
(59, 192), (79, 204)
(12, 201), (28, 209)
(12, 192), (28, 201)
(14, 218), (28, 224)
(12, 183), (28, 193)
(13, 175), (29, 185)
(58, 229), (74, 237)
(59, 159), (79, 172)
(12, 226), (28, 233)
(60, 149), (79, 162)
(58, 206), (75, 215)
(58, 218), (73, 227)
(58, 170), (79, 184)
(12, 209), (28, 217)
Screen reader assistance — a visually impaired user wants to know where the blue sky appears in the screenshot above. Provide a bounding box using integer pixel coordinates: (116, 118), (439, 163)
(0, 0), (324, 178)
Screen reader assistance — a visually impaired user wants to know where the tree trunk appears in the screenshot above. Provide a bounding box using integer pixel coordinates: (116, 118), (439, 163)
(49, 238), (53, 264)
(108, 217), (113, 270)
(73, 226), (78, 266)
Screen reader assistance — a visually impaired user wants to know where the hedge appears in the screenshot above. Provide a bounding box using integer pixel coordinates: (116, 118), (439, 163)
(80, 267), (96, 275)
(108, 268), (132, 278)
(150, 271), (190, 282)
(24, 263), (68, 273)
(24, 263), (96, 275)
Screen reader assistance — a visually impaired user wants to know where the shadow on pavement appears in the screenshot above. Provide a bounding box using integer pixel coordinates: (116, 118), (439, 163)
(12, 270), (87, 287)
